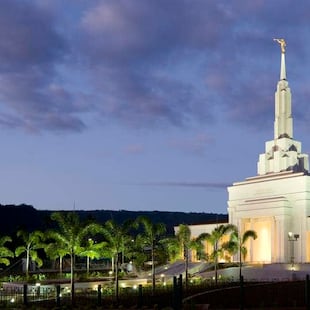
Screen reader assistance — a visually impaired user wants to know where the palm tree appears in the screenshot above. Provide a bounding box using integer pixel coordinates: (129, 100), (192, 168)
(15, 230), (44, 279)
(162, 224), (203, 289)
(98, 219), (134, 303)
(223, 227), (257, 280)
(198, 224), (236, 285)
(49, 212), (100, 304)
(44, 240), (69, 277)
(136, 216), (166, 295)
(126, 234), (147, 272)
(160, 236), (181, 263)
(0, 236), (14, 266)
(175, 224), (198, 289)
(79, 238), (106, 276)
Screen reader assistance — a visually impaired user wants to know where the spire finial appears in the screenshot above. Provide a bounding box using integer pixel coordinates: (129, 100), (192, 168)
(273, 38), (286, 53)
(274, 38), (286, 80)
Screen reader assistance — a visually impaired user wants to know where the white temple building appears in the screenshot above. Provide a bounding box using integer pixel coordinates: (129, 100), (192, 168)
(228, 40), (310, 264)
(177, 40), (310, 265)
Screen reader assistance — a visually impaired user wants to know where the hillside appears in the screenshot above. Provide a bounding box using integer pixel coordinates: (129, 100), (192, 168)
(0, 204), (228, 236)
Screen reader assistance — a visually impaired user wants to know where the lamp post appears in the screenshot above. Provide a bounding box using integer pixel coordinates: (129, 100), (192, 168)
(288, 232), (299, 269)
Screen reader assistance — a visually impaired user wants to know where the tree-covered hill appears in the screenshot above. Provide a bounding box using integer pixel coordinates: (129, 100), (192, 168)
(0, 204), (228, 236)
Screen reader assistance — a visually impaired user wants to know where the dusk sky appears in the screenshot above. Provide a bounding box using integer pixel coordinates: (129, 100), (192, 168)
(1, 0), (310, 213)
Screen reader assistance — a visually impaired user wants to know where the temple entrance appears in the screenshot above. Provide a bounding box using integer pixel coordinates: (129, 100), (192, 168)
(243, 218), (272, 263)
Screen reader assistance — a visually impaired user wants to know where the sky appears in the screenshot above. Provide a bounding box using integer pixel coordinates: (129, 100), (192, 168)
(1, 0), (310, 214)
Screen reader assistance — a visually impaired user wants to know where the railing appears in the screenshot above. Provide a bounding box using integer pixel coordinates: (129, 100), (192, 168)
(1, 275), (310, 309)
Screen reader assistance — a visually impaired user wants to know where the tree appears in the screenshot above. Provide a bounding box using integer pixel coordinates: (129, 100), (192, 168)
(0, 235), (14, 266)
(126, 234), (147, 272)
(136, 216), (166, 295)
(49, 212), (100, 304)
(162, 224), (204, 289)
(44, 239), (69, 277)
(223, 227), (257, 280)
(98, 219), (134, 303)
(175, 224), (200, 289)
(198, 224), (236, 285)
(79, 238), (106, 276)
(15, 230), (44, 279)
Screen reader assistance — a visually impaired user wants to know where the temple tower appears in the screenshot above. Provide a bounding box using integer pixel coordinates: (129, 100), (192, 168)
(228, 40), (310, 264)
(257, 39), (309, 175)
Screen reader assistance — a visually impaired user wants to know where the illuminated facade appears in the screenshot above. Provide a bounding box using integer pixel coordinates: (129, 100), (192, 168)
(228, 41), (310, 263)
(175, 41), (310, 265)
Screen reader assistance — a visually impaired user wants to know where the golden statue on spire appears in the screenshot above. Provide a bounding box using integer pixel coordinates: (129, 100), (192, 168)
(273, 38), (286, 53)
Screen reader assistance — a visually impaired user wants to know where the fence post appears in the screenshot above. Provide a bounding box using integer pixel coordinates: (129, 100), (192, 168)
(23, 284), (28, 306)
(178, 273), (183, 309)
(137, 284), (143, 308)
(56, 284), (61, 307)
(173, 276), (178, 310)
(97, 284), (102, 306)
(306, 275), (310, 310)
(240, 275), (244, 310)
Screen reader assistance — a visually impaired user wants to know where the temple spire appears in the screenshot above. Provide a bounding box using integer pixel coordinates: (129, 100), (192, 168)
(280, 52), (286, 80)
(257, 39), (309, 175)
(273, 38), (292, 139)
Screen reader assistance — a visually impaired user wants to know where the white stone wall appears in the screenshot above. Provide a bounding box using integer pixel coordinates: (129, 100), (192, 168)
(227, 172), (310, 263)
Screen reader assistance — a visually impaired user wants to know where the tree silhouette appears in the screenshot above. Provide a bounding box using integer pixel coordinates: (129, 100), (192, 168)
(98, 219), (134, 303)
(136, 216), (166, 295)
(79, 238), (106, 276)
(44, 238), (69, 276)
(223, 227), (257, 280)
(0, 235), (14, 266)
(49, 212), (100, 304)
(198, 224), (236, 285)
(15, 230), (44, 279)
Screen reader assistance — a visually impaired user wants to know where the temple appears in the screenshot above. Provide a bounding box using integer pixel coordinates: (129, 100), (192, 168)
(227, 39), (310, 263)
(177, 40), (310, 265)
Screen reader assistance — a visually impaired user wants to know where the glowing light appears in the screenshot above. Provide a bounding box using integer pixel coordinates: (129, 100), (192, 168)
(64, 286), (71, 293)
(10, 298), (15, 303)
(121, 283), (126, 288)
(133, 285), (137, 290)
(252, 220), (271, 262)
(35, 283), (41, 287)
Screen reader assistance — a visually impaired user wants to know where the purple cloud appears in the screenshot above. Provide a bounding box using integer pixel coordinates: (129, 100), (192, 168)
(169, 133), (214, 155)
(0, 0), (85, 132)
(138, 181), (229, 189)
(1, 0), (310, 132)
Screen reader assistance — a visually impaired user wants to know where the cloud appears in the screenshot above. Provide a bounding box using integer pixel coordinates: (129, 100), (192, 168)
(169, 133), (214, 155)
(1, 1), (310, 132)
(0, 0), (85, 132)
(137, 181), (229, 189)
(77, 1), (233, 128)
